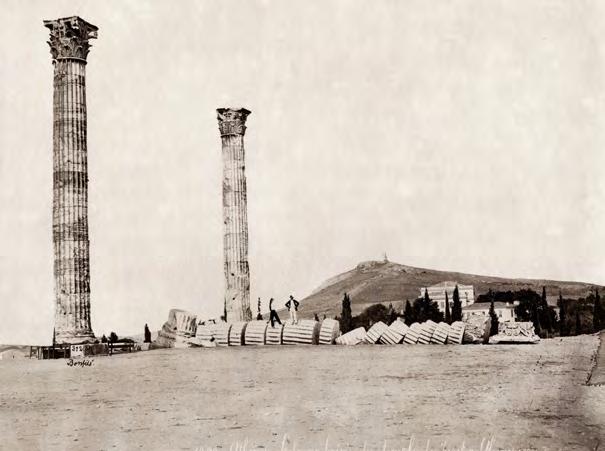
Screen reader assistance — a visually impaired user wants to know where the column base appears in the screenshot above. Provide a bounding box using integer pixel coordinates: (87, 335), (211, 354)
(54, 330), (96, 345)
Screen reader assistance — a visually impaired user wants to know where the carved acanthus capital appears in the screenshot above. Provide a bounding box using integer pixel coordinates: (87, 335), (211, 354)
(44, 16), (98, 62)
(217, 108), (251, 137)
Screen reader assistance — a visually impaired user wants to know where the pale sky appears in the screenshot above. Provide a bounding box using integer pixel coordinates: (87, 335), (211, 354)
(1, 0), (604, 344)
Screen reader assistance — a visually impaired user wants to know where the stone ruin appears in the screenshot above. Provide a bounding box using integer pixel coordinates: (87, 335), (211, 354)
(154, 309), (198, 348)
(336, 319), (467, 346)
(152, 306), (541, 349)
(489, 322), (540, 344)
(463, 315), (491, 344)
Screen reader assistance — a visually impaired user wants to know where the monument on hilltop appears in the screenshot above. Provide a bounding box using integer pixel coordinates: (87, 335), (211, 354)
(217, 108), (253, 322)
(44, 16), (98, 343)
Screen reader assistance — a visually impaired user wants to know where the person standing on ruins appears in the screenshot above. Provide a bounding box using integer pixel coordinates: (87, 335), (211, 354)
(285, 295), (300, 325)
(268, 298), (282, 327)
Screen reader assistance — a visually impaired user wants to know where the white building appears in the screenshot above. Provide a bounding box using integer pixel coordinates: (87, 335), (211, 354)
(462, 302), (516, 322)
(420, 282), (475, 313)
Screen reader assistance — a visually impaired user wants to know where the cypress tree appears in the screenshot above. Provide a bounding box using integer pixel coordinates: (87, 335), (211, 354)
(541, 286), (552, 335)
(593, 288), (602, 332)
(532, 296), (542, 337)
(575, 309), (582, 335)
(558, 291), (567, 337)
(452, 285), (462, 322)
(488, 299), (499, 336)
(387, 302), (397, 324)
(404, 300), (414, 325)
(444, 291), (451, 324)
(340, 292), (353, 334)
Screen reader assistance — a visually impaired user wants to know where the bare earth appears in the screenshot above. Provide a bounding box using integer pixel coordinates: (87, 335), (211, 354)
(1, 335), (603, 451)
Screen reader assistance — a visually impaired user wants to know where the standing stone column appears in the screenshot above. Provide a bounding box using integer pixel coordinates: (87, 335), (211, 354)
(217, 108), (252, 322)
(44, 17), (98, 344)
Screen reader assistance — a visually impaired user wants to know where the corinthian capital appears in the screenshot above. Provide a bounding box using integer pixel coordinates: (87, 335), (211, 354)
(217, 108), (251, 137)
(44, 16), (98, 62)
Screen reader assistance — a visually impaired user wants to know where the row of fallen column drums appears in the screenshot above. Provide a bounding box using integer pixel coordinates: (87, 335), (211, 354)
(194, 318), (466, 347)
(194, 319), (341, 346)
(335, 319), (467, 345)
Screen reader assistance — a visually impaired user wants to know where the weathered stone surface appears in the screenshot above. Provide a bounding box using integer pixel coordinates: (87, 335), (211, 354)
(417, 320), (437, 344)
(155, 309), (197, 348)
(335, 327), (367, 346)
(447, 321), (466, 344)
(265, 323), (284, 345)
(430, 322), (451, 344)
(364, 321), (389, 344)
(388, 319), (410, 342)
(403, 323), (421, 344)
(463, 315), (491, 344)
(379, 320), (405, 345)
(283, 320), (320, 345)
(217, 108), (252, 323)
(318, 319), (341, 345)
(192, 322), (231, 347)
(228, 321), (248, 346)
(45, 16), (98, 344)
(244, 320), (268, 345)
(489, 322), (540, 344)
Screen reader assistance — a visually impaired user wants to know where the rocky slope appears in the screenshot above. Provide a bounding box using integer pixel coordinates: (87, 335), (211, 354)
(294, 260), (601, 318)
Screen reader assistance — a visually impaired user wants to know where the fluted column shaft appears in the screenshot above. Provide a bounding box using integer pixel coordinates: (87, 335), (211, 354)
(45, 16), (98, 344)
(52, 58), (94, 342)
(217, 108), (252, 322)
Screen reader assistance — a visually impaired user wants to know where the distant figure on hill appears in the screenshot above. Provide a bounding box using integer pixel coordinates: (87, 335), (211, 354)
(144, 324), (151, 343)
(268, 298), (282, 327)
(285, 295), (300, 325)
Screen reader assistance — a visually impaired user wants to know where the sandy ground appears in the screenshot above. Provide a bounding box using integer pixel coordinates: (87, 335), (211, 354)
(0, 335), (603, 451)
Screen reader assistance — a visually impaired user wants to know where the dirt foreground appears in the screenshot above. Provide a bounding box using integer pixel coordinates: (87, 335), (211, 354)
(1, 335), (603, 450)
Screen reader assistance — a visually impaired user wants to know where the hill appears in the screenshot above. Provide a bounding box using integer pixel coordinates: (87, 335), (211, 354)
(293, 260), (602, 319)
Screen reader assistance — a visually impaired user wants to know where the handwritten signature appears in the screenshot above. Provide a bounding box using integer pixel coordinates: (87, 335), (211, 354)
(66, 358), (94, 367)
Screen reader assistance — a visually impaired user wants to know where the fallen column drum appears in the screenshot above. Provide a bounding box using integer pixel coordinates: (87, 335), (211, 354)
(244, 321), (268, 345)
(282, 320), (321, 345)
(228, 321), (248, 346)
(318, 319), (341, 345)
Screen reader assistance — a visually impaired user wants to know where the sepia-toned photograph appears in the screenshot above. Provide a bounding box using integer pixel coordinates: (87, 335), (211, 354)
(1, 1), (604, 450)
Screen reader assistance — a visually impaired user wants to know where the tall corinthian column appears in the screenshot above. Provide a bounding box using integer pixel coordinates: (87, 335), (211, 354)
(44, 17), (98, 344)
(217, 108), (252, 322)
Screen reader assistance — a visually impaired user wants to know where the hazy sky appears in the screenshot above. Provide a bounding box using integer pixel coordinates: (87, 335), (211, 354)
(1, 0), (604, 344)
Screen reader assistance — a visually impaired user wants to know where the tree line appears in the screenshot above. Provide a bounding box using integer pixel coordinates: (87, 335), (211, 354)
(338, 286), (605, 338)
(339, 286), (464, 334)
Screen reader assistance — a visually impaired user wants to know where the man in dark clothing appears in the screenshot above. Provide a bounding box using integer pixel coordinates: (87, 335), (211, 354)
(268, 298), (282, 327)
(285, 295), (300, 325)
(144, 324), (151, 343)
